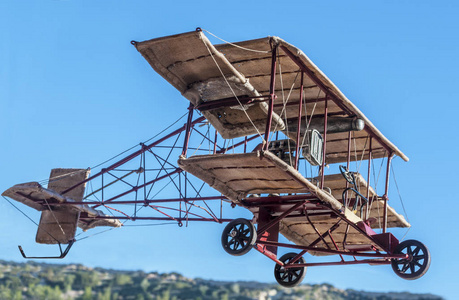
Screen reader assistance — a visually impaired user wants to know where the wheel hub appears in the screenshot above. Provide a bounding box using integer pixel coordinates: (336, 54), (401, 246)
(230, 229), (238, 238)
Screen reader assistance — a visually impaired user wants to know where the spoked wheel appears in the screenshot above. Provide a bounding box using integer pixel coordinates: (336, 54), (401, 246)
(221, 218), (257, 256)
(391, 239), (431, 280)
(274, 252), (306, 288)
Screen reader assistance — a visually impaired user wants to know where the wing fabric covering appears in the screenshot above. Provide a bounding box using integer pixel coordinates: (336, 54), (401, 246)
(134, 31), (285, 139)
(134, 31), (408, 163)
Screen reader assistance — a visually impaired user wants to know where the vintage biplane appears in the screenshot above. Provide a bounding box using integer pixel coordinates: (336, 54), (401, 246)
(2, 28), (430, 287)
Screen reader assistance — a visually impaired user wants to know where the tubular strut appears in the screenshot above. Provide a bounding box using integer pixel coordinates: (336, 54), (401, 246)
(61, 116), (206, 196)
(18, 239), (75, 259)
(256, 201), (304, 235)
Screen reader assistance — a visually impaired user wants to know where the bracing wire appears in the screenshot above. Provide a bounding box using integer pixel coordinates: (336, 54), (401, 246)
(391, 162), (411, 241)
(3, 196), (41, 229)
(75, 227), (118, 242)
(270, 68), (300, 136)
(202, 29), (271, 54)
(41, 169), (89, 186)
(7, 110), (198, 243)
(352, 134), (369, 193)
(5, 43), (245, 244)
(92, 111), (189, 170)
(3, 196), (60, 243)
(275, 52), (293, 165)
(355, 136), (369, 174)
(123, 223), (176, 227)
(38, 112), (189, 186)
(391, 162), (412, 241)
(300, 89), (321, 148)
(370, 154), (386, 231)
(301, 89), (321, 180)
(201, 38), (264, 140)
(189, 127), (210, 157)
(42, 197), (66, 238)
(74, 173), (182, 242)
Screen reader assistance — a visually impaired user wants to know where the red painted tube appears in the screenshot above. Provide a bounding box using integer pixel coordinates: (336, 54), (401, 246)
(81, 216), (233, 222)
(320, 97), (328, 189)
(366, 138), (372, 219)
(92, 168), (183, 208)
(254, 244), (283, 265)
(258, 240), (407, 259)
(294, 72), (304, 170)
(279, 45), (393, 155)
(256, 201), (304, 235)
(263, 45), (277, 150)
(383, 153), (393, 233)
(287, 259), (391, 268)
(61, 116), (206, 195)
(56, 196), (226, 206)
(218, 134), (258, 154)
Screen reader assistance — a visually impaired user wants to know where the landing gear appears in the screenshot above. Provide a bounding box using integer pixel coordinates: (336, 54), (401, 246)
(391, 239), (431, 280)
(221, 218), (257, 256)
(274, 252), (306, 287)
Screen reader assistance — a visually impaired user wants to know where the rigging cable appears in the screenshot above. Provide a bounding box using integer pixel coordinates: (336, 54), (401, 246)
(38, 111), (189, 186)
(201, 37), (264, 141)
(391, 162), (411, 241)
(276, 52), (293, 165)
(201, 29), (271, 54)
(368, 154), (386, 231)
(42, 196), (67, 238)
(301, 89), (321, 179)
(3, 195), (60, 244)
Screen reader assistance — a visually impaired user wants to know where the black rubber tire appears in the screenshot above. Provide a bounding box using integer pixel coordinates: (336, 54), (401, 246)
(221, 218), (257, 256)
(391, 239), (431, 280)
(274, 252), (306, 287)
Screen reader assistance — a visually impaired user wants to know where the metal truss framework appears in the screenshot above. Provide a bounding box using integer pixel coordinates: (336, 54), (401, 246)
(8, 36), (420, 278)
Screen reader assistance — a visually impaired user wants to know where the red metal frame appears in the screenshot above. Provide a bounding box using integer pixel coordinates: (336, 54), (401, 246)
(320, 97), (328, 189)
(245, 42), (401, 270)
(41, 115), (233, 229)
(263, 44), (278, 151)
(279, 45), (393, 155)
(16, 35), (404, 274)
(251, 197), (404, 268)
(294, 72), (304, 170)
(383, 152), (394, 233)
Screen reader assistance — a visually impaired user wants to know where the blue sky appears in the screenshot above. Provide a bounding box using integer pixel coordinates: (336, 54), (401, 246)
(1, 1), (458, 299)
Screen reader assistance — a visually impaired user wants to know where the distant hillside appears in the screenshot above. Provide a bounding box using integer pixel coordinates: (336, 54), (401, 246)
(0, 260), (443, 300)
